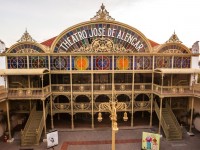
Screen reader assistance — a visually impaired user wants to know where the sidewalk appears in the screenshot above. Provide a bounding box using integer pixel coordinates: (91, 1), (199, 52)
(1, 126), (200, 150)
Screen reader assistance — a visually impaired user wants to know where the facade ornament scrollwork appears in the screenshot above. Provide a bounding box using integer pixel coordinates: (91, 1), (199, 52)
(120, 84), (125, 91)
(18, 89), (23, 96)
(100, 84), (105, 90)
(79, 85), (85, 91)
(26, 89), (32, 95)
(71, 37), (141, 53)
(165, 31), (182, 43)
(90, 3), (115, 21)
(140, 84), (145, 90)
(17, 29), (36, 43)
(92, 38), (114, 52)
(59, 85), (64, 92)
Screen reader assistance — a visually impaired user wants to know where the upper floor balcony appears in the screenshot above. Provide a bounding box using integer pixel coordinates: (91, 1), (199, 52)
(0, 83), (200, 101)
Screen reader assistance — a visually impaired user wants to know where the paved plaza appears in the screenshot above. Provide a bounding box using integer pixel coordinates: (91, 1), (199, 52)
(1, 126), (200, 150)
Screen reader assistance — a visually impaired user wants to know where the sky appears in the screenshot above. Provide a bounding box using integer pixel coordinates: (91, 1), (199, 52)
(0, 0), (200, 48)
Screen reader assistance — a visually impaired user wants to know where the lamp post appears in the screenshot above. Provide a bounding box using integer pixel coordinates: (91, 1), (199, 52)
(97, 100), (128, 150)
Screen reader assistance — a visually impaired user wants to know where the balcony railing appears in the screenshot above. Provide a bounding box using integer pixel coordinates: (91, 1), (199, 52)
(193, 84), (200, 97)
(51, 103), (71, 114)
(52, 84), (71, 93)
(134, 101), (151, 110)
(4, 83), (200, 100)
(0, 86), (7, 101)
(7, 85), (51, 99)
(153, 84), (194, 96)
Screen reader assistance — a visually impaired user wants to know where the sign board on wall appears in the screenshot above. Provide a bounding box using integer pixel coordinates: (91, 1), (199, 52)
(47, 130), (58, 149)
(142, 132), (160, 150)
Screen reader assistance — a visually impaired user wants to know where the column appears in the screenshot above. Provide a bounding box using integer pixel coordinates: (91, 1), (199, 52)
(131, 55), (135, 127)
(159, 98), (163, 134)
(70, 55), (74, 129)
(161, 74), (164, 94)
(91, 55), (94, 129)
(131, 73), (135, 127)
(42, 100), (47, 138)
(41, 75), (44, 97)
(50, 95), (54, 129)
(150, 93), (153, 127)
(189, 97), (194, 133)
(6, 100), (12, 140)
(91, 73), (94, 128)
(112, 55), (114, 102)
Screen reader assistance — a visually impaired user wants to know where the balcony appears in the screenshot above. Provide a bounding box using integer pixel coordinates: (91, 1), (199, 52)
(7, 85), (51, 100)
(153, 84), (194, 97)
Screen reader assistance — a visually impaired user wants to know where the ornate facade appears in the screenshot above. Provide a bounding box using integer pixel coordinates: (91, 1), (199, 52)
(0, 4), (200, 145)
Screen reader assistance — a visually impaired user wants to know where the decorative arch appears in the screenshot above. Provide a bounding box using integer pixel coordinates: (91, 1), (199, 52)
(7, 42), (46, 54)
(53, 95), (70, 103)
(51, 20), (152, 53)
(135, 93), (150, 101)
(74, 95), (90, 103)
(157, 43), (191, 54)
(95, 94), (110, 102)
(116, 94), (131, 102)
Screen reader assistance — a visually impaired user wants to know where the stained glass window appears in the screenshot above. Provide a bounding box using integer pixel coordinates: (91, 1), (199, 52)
(8, 56), (27, 69)
(182, 57), (191, 68)
(173, 56), (191, 68)
(53, 23), (149, 53)
(173, 57), (182, 68)
(134, 56), (152, 70)
(9, 44), (44, 53)
(155, 56), (172, 68)
(72, 56), (91, 70)
(50, 56), (70, 70)
(159, 44), (188, 53)
(114, 56), (132, 70)
(93, 56), (112, 70)
(29, 56), (48, 68)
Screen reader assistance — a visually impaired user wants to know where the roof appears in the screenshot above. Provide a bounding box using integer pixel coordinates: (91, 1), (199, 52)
(0, 68), (49, 75)
(41, 36), (57, 47)
(148, 39), (159, 47)
(154, 68), (200, 74)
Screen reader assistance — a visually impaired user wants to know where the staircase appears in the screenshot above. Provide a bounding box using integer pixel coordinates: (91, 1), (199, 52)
(154, 101), (182, 140)
(21, 104), (48, 146)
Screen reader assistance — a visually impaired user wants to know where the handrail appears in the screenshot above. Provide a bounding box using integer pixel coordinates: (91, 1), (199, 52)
(35, 103), (49, 144)
(22, 105), (36, 133)
(166, 103), (182, 138)
(21, 105), (36, 145)
(154, 101), (169, 138)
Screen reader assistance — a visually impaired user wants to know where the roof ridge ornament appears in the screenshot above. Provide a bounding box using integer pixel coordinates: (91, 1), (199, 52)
(90, 3), (115, 21)
(166, 31), (182, 43)
(17, 29), (36, 43)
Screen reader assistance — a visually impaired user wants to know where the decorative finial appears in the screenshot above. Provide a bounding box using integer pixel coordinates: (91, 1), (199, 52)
(101, 3), (105, 10)
(166, 31), (182, 43)
(90, 3), (115, 21)
(17, 29), (36, 42)
(0, 39), (5, 53)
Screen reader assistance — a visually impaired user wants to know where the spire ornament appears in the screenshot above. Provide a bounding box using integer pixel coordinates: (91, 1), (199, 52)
(166, 31), (182, 43)
(90, 3), (115, 21)
(17, 29), (36, 42)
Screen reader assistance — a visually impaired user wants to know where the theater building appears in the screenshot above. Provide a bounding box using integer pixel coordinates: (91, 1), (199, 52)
(0, 4), (200, 146)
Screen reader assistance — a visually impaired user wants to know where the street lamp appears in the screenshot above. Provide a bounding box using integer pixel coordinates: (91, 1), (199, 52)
(97, 100), (128, 150)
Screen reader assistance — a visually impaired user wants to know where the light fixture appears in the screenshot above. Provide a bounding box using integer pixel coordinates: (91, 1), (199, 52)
(123, 112), (128, 121)
(113, 122), (118, 132)
(98, 112), (103, 122)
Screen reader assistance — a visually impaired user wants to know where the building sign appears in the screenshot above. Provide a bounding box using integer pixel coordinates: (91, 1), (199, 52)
(47, 130), (58, 149)
(54, 23), (149, 53)
(142, 132), (160, 150)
